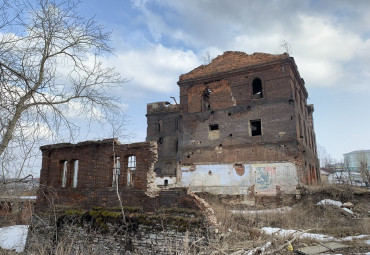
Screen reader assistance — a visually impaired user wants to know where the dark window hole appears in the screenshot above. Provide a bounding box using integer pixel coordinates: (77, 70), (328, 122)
(250, 119), (262, 136)
(209, 124), (219, 131)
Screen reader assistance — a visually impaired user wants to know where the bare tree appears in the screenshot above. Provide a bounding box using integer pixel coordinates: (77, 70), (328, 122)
(343, 157), (353, 185)
(201, 50), (212, 64)
(106, 112), (127, 225)
(280, 40), (292, 55)
(356, 152), (369, 186)
(0, 0), (125, 180)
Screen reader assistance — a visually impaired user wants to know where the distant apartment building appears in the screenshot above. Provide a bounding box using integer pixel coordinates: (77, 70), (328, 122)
(343, 150), (370, 172)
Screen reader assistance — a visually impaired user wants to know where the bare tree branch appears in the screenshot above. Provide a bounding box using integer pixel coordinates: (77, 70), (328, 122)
(0, 0), (125, 179)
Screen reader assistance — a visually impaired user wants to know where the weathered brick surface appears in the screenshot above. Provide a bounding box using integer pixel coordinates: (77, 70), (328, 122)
(39, 139), (154, 191)
(146, 102), (179, 177)
(37, 139), (200, 211)
(179, 51), (289, 81)
(147, 51), (320, 186)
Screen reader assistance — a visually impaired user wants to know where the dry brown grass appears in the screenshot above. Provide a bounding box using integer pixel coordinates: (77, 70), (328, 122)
(2, 185), (368, 254)
(196, 184), (370, 254)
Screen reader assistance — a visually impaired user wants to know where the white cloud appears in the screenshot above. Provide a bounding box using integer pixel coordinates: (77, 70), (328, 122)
(104, 44), (201, 93)
(126, 0), (370, 92)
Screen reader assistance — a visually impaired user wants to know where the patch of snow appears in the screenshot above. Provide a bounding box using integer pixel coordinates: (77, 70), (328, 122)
(261, 227), (370, 244)
(0, 225), (28, 253)
(19, 196), (37, 200)
(230, 206), (292, 215)
(342, 234), (370, 241)
(316, 199), (342, 207)
(262, 227), (335, 242)
(341, 207), (354, 214)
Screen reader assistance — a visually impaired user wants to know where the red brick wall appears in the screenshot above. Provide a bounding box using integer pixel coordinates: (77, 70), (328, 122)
(37, 140), (160, 209)
(176, 53), (319, 184)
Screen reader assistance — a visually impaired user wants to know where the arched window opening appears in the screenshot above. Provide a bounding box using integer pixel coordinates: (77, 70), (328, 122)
(252, 78), (263, 99)
(157, 120), (162, 133)
(72, 160), (79, 188)
(127, 155), (136, 187)
(61, 160), (67, 187)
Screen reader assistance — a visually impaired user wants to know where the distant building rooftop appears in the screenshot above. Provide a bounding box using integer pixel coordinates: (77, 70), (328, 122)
(343, 150), (370, 155)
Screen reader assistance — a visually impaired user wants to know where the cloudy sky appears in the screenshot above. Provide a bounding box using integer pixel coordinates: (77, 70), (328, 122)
(74, 0), (370, 162)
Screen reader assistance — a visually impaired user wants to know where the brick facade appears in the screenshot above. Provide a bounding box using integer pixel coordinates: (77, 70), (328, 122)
(146, 51), (320, 194)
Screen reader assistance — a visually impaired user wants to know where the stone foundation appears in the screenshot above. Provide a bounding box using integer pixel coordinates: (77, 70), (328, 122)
(25, 207), (215, 255)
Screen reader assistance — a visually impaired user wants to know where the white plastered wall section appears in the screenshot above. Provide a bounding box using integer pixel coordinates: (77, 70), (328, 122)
(180, 162), (298, 195)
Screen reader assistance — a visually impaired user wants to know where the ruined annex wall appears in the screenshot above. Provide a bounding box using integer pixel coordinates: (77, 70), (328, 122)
(146, 102), (179, 179)
(37, 140), (159, 210)
(25, 208), (211, 255)
(39, 140), (155, 190)
(36, 180), (199, 212)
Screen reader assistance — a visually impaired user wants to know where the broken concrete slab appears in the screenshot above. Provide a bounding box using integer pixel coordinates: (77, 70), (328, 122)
(296, 242), (350, 255)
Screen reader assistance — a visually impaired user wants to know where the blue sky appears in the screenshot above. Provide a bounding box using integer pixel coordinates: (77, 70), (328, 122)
(67, 0), (370, 162)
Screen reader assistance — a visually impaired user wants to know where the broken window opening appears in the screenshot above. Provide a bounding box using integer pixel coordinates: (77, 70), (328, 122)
(127, 155), (136, 187)
(157, 120), (162, 133)
(252, 78), (263, 99)
(112, 156), (120, 187)
(250, 119), (262, 136)
(154, 168), (161, 175)
(209, 124), (219, 131)
(72, 160), (79, 188)
(158, 137), (163, 144)
(164, 179), (168, 186)
(202, 88), (211, 110)
(61, 160), (67, 188)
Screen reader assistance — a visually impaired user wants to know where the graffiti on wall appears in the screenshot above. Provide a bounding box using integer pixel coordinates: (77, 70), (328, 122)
(181, 162), (298, 195)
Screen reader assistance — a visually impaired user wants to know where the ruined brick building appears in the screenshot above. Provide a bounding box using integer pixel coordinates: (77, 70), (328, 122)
(36, 139), (200, 211)
(37, 51), (319, 210)
(147, 51), (319, 196)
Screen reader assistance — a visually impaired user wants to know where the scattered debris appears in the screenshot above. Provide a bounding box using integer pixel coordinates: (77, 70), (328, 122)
(316, 199), (342, 207)
(342, 207), (354, 215)
(316, 199), (358, 216)
(296, 242), (349, 255)
(261, 227), (370, 243)
(341, 201), (354, 209)
(230, 206), (292, 215)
